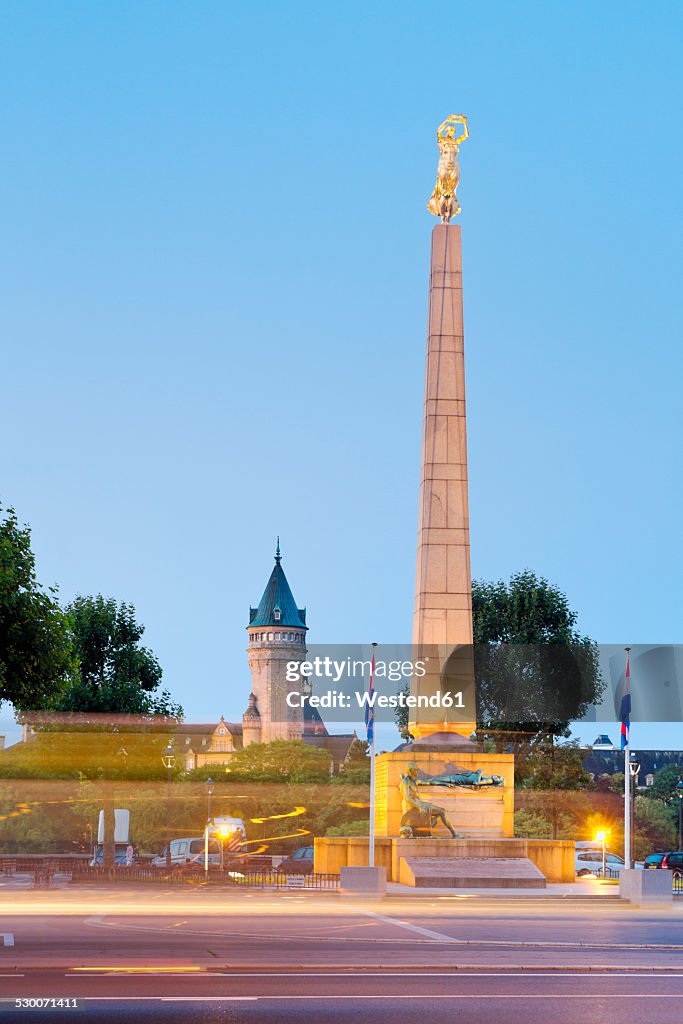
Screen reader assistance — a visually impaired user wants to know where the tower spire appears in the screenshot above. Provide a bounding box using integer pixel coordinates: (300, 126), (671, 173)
(275, 536), (281, 564)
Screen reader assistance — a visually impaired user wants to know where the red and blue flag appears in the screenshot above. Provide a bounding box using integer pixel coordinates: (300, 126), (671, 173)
(365, 650), (376, 745)
(620, 655), (631, 750)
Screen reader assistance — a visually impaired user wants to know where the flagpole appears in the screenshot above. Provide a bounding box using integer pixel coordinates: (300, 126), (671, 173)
(624, 646), (631, 869)
(368, 643), (377, 868)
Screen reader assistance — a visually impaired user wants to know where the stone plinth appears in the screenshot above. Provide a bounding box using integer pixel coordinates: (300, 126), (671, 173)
(412, 223), (474, 739)
(620, 869), (673, 904)
(399, 856), (546, 888)
(315, 837), (575, 884)
(374, 749), (514, 839)
(340, 865), (387, 896)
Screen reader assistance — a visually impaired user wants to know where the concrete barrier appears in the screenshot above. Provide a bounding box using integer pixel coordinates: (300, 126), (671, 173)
(339, 866), (387, 896)
(620, 869), (673, 904)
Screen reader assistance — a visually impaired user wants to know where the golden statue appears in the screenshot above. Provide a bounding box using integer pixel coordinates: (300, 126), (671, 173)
(427, 114), (468, 223)
(399, 762), (458, 838)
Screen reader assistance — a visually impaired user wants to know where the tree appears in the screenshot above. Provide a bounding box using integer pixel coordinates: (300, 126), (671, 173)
(514, 808), (553, 839)
(473, 570), (602, 742)
(0, 504), (76, 709)
(394, 569), (602, 740)
(516, 739), (594, 791)
(333, 738), (370, 785)
(644, 765), (683, 805)
(51, 595), (182, 717)
(225, 740), (331, 783)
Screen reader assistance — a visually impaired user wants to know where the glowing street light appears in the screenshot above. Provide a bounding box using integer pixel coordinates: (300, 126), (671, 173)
(594, 829), (609, 877)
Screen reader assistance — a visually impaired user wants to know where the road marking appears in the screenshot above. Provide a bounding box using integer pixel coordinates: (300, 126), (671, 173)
(0, 935), (14, 947)
(361, 911), (456, 943)
(82, 914), (683, 951)
(23, 995), (683, 1002)
(71, 972), (227, 977)
(61, 971), (683, 978)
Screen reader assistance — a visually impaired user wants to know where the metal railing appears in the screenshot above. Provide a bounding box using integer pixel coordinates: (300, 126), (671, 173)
(69, 865), (340, 889)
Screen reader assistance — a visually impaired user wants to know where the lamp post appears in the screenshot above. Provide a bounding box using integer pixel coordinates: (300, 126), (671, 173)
(629, 753), (641, 868)
(161, 743), (176, 869)
(205, 777), (214, 824)
(595, 830), (608, 878)
(219, 824), (229, 872)
(676, 780), (683, 851)
(204, 778), (215, 873)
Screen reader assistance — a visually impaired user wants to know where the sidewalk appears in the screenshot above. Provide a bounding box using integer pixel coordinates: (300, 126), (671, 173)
(383, 877), (624, 901)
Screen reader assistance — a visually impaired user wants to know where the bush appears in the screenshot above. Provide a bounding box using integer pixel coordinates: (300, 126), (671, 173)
(514, 809), (553, 839)
(325, 819), (369, 837)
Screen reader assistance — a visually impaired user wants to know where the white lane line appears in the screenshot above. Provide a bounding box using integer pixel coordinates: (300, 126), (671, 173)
(361, 911), (455, 943)
(0, 934), (14, 947)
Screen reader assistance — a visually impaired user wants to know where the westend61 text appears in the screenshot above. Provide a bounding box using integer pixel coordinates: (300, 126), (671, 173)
(285, 690), (465, 710)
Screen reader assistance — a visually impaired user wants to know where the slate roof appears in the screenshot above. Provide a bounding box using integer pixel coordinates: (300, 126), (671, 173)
(248, 544), (307, 629)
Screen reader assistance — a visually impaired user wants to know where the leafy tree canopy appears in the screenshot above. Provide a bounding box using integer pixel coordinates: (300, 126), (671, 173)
(225, 740), (331, 783)
(473, 569), (603, 741)
(0, 504), (75, 709)
(51, 595), (182, 717)
(644, 764), (683, 805)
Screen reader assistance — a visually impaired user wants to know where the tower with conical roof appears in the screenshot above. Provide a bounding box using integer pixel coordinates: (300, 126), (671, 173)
(244, 541), (308, 745)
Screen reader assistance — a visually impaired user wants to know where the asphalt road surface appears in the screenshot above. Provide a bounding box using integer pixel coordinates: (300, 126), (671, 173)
(2, 883), (683, 1022)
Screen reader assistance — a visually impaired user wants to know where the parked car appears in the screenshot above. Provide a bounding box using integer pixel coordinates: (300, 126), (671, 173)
(642, 851), (683, 877)
(575, 844), (625, 877)
(643, 853), (667, 870)
(277, 846), (314, 875)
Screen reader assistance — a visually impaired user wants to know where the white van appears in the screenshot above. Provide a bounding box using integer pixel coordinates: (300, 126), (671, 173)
(152, 819), (247, 868)
(151, 836), (222, 868)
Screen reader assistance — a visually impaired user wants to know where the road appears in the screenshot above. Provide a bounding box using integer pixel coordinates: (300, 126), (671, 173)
(2, 881), (683, 1021)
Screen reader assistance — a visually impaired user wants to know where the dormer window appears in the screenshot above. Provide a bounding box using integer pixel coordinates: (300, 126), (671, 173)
(273, 607), (281, 621)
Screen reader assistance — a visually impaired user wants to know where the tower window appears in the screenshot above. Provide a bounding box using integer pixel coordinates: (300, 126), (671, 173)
(289, 633), (293, 641)
(275, 632), (280, 641)
(274, 608), (281, 621)
(268, 633), (273, 641)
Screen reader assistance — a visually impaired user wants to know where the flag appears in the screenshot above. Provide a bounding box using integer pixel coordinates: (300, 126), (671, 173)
(620, 654), (631, 750)
(365, 649), (376, 745)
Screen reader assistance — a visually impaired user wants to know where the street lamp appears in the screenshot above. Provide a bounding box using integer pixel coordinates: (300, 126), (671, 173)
(595, 829), (609, 878)
(629, 754), (641, 868)
(161, 743), (176, 869)
(205, 777), (214, 824)
(204, 778), (215, 876)
(676, 779), (683, 851)
(218, 824), (230, 872)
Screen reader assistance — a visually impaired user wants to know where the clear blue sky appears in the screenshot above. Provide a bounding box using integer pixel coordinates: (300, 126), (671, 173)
(1, 2), (682, 747)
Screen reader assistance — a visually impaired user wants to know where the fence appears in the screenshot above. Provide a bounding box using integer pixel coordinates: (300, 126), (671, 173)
(70, 864), (340, 889)
(0, 855), (90, 875)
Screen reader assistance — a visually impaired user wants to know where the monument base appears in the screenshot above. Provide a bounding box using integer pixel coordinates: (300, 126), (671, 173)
(400, 856), (546, 888)
(375, 749), (515, 839)
(315, 837), (575, 884)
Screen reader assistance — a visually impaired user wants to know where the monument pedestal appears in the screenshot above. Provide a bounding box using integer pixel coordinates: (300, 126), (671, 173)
(374, 749), (515, 839)
(315, 836), (575, 884)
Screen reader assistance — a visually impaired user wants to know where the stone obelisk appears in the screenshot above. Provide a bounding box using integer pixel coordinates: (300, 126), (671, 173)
(410, 116), (476, 740)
